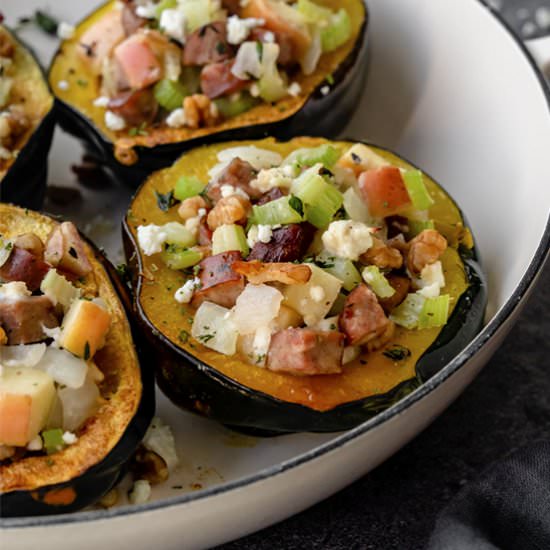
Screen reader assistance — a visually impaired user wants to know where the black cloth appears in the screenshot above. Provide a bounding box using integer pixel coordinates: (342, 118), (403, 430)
(427, 441), (550, 550)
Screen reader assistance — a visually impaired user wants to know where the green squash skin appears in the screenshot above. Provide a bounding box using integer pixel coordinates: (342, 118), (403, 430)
(0, 29), (56, 210)
(49, 5), (369, 188)
(0, 237), (156, 517)
(122, 140), (488, 435)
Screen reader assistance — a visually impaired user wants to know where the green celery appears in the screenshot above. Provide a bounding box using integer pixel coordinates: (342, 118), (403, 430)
(407, 219), (435, 238)
(42, 429), (65, 454)
(251, 196), (303, 226)
(317, 251), (361, 291)
(283, 144), (341, 169)
(402, 170), (434, 211)
(389, 293), (426, 329)
(161, 245), (203, 270)
(212, 224), (249, 256)
(174, 175), (206, 201)
(321, 9), (352, 52)
(155, 0), (177, 19)
(154, 79), (188, 111)
(214, 93), (259, 118)
(362, 266), (395, 298)
(418, 294), (450, 329)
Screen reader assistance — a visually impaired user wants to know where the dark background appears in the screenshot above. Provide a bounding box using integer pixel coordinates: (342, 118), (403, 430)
(220, 2), (550, 548)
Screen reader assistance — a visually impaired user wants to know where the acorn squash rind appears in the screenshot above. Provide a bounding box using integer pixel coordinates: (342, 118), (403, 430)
(48, 0), (369, 186)
(123, 137), (488, 434)
(0, 205), (155, 517)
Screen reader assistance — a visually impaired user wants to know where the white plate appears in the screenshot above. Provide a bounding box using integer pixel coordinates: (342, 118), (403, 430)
(2, 1), (550, 548)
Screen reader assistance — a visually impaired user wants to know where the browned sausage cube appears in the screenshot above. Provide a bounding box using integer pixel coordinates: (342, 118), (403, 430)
(0, 246), (50, 291)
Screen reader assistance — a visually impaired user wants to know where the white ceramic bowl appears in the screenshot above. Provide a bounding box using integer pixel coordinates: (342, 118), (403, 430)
(2, 0), (549, 548)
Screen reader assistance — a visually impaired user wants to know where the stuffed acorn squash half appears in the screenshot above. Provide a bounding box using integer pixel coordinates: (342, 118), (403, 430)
(123, 137), (487, 434)
(0, 26), (55, 209)
(48, 0), (368, 185)
(0, 204), (155, 517)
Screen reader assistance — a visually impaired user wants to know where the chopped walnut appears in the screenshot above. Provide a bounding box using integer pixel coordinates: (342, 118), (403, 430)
(178, 196), (208, 222)
(407, 229), (447, 275)
(360, 236), (403, 270)
(183, 94), (220, 129)
(207, 195), (251, 230)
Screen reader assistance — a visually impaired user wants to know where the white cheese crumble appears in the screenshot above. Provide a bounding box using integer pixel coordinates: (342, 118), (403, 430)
(160, 9), (187, 43)
(220, 184), (249, 199)
(232, 41), (263, 80)
(143, 416), (179, 472)
(416, 260), (445, 298)
(321, 220), (374, 261)
(227, 16), (265, 45)
(166, 107), (187, 128)
(128, 480), (152, 505)
(27, 436), (43, 451)
(250, 167), (293, 193)
(174, 277), (201, 304)
(93, 96), (110, 108)
(287, 82), (302, 97)
(136, 2), (157, 19)
(320, 85), (330, 96)
(309, 285), (325, 303)
(137, 225), (169, 256)
(105, 110), (126, 131)
(62, 431), (78, 445)
(249, 83), (260, 97)
(57, 80), (69, 91)
(257, 224), (273, 244)
(262, 31), (275, 43)
(0, 281), (32, 299)
(57, 22), (75, 40)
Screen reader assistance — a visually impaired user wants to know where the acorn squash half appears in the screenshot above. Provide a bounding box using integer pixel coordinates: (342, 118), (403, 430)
(0, 204), (155, 517)
(48, 0), (368, 186)
(0, 26), (56, 209)
(123, 137), (487, 434)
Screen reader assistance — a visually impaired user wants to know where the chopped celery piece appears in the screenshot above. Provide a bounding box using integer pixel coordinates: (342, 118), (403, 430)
(294, 168), (343, 228)
(192, 302), (238, 355)
(297, 0), (333, 22)
(402, 170), (434, 211)
(251, 196), (303, 226)
(161, 245), (203, 270)
(418, 294), (450, 329)
(258, 43), (288, 102)
(214, 93), (259, 118)
(154, 79), (188, 111)
(212, 224), (249, 256)
(162, 222), (197, 248)
(42, 428), (64, 454)
(362, 266), (395, 298)
(40, 269), (81, 310)
(155, 0), (177, 19)
(407, 219), (435, 238)
(283, 145), (341, 169)
(316, 251), (361, 291)
(174, 175), (206, 201)
(176, 0), (222, 32)
(321, 9), (352, 52)
(389, 293), (426, 329)
(329, 292), (347, 316)
(343, 187), (372, 224)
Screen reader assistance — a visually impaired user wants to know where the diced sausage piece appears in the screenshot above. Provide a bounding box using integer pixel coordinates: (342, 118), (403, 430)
(267, 328), (344, 375)
(233, 260), (311, 285)
(339, 284), (394, 349)
(183, 22), (234, 66)
(207, 157), (261, 201)
(200, 60), (249, 99)
(360, 236), (403, 270)
(13, 234), (45, 259)
(249, 28), (294, 66)
(255, 187), (285, 206)
(192, 251), (245, 308)
(0, 296), (59, 345)
(0, 247), (50, 291)
(248, 223), (316, 263)
(79, 10), (126, 73)
(114, 33), (162, 90)
(108, 88), (159, 126)
(44, 222), (92, 278)
(406, 229), (447, 275)
(121, 1), (147, 36)
(378, 275), (411, 314)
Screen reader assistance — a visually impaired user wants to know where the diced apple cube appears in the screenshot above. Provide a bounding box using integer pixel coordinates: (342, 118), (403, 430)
(191, 302), (238, 355)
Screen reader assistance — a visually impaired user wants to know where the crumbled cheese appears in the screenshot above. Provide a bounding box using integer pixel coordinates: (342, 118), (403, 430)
(57, 22), (75, 40)
(416, 260), (445, 298)
(62, 431), (78, 445)
(249, 83), (260, 97)
(198, 208), (207, 217)
(185, 215), (202, 237)
(160, 9), (187, 43)
(247, 225), (260, 248)
(143, 416), (179, 471)
(262, 31), (275, 43)
(57, 80), (70, 91)
(257, 224), (273, 244)
(320, 85), (330, 96)
(232, 41), (263, 80)
(42, 325), (62, 347)
(166, 107), (187, 128)
(0, 281), (31, 299)
(0, 146), (12, 160)
(287, 82), (302, 97)
(309, 285), (325, 303)
(322, 220), (374, 261)
(227, 16), (265, 45)
(250, 167), (294, 193)
(93, 96), (110, 108)
(135, 2), (157, 18)
(105, 110), (126, 131)
(174, 277), (201, 304)
(128, 480), (152, 505)
(137, 225), (169, 256)
(220, 184), (249, 199)
(27, 436), (43, 451)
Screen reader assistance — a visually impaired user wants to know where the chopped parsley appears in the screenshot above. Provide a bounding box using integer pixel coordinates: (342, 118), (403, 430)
(382, 345), (411, 361)
(154, 189), (177, 212)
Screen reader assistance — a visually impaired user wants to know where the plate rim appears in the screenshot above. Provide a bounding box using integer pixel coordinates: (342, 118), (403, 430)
(2, 0), (550, 529)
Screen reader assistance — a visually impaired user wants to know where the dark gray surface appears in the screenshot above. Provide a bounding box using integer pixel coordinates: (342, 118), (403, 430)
(219, 2), (550, 548)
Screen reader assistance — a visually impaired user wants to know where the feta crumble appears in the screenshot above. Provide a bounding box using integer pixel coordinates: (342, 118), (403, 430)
(250, 167), (294, 193)
(249, 83), (260, 97)
(220, 184), (250, 199)
(320, 85), (330, 96)
(57, 22), (75, 40)
(287, 82), (302, 97)
(137, 225), (169, 256)
(174, 277), (201, 304)
(227, 16), (265, 45)
(262, 31), (275, 43)
(321, 220), (374, 261)
(166, 107), (187, 128)
(160, 9), (187, 43)
(62, 431), (78, 445)
(416, 260), (445, 298)
(128, 480), (152, 505)
(93, 96), (110, 108)
(27, 436), (43, 451)
(105, 110), (126, 131)
(136, 2), (157, 19)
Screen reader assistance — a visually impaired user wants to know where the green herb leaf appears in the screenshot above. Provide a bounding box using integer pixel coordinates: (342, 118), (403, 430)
(84, 341), (91, 361)
(382, 345), (411, 361)
(155, 189), (177, 212)
(35, 10), (59, 35)
(288, 195), (304, 216)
